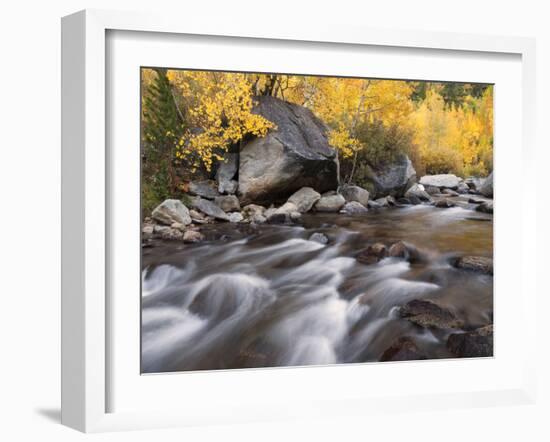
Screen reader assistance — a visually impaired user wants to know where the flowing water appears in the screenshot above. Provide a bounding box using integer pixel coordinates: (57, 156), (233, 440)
(141, 199), (493, 373)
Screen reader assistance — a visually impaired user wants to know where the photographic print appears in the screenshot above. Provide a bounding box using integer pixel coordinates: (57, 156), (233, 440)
(140, 69), (494, 374)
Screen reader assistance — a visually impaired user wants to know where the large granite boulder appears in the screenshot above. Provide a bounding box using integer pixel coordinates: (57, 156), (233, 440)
(479, 172), (493, 197)
(362, 154), (416, 198)
(419, 174), (461, 190)
(152, 199), (192, 226)
(238, 96), (339, 204)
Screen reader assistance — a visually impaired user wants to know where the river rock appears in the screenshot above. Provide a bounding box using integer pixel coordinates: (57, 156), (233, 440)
(479, 172), (493, 197)
(435, 199), (456, 208)
(314, 194), (346, 212)
(453, 256), (493, 275)
(419, 174), (461, 189)
(228, 212), (244, 223)
(340, 201), (368, 214)
(356, 243), (388, 265)
(191, 197), (230, 221)
(404, 183), (432, 202)
(399, 299), (464, 329)
(464, 176), (485, 191)
(215, 153), (239, 194)
(457, 182), (470, 194)
(475, 201), (493, 214)
(156, 226), (184, 240)
(214, 195), (241, 212)
(183, 230), (204, 243)
(338, 184), (370, 207)
(142, 224), (154, 235)
(188, 180), (220, 199)
(423, 185), (441, 195)
(238, 95), (339, 204)
(367, 200), (383, 209)
(189, 209), (208, 224)
(388, 241), (411, 259)
(374, 195), (397, 207)
(309, 232), (329, 245)
(380, 336), (427, 362)
(442, 188), (460, 196)
(251, 214), (267, 224)
(152, 199), (192, 226)
(447, 325), (493, 357)
(286, 187), (321, 213)
(363, 154), (416, 198)
(242, 204), (266, 219)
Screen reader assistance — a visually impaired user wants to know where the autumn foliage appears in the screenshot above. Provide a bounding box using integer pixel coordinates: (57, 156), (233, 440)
(141, 68), (493, 210)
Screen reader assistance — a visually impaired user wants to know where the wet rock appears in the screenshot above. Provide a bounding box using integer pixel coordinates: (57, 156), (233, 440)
(266, 212), (289, 224)
(405, 183), (432, 202)
(479, 172), (493, 197)
(286, 187), (321, 213)
(475, 201), (493, 214)
(189, 209), (208, 224)
(453, 256), (493, 275)
(309, 232), (328, 244)
(315, 193), (346, 212)
(388, 241), (409, 259)
(397, 197), (412, 205)
(399, 299), (464, 329)
(191, 197), (230, 221)
(367, 200), (383, 209)
(340, 201), (368, 214)
(289, 211), (302, 222)
(447, 325), (493, 357)
(442, 188), (460, 196)
(464, 176), (485, 191)
(152, 199), (192, 226)
(457, 182), (470, 194)
(419, 174), (461, 189)
(228, 212), (244, 223)
(380, 336), (427, 362)
(374, 195), (397, 207)
(242, 204), (266, 219)
(468, 198), (484, 204)
(183, 230), (204, 243)
(408, 195), (422, 205)
(338, 184), (370, 207)
(142, 224), (154, 235)
(170, 222), (187, 232)
(251, 214), (267, 224)
(423, 185), (441, 195)
(214, 195), (241, 212)
(215, 153), (239, 194)
(238, 95), (339, 204)
(356, 243), (388, 265)
(159, 227), (184, 240)
(435, 199), (456, 208)
(188, 180), (220, 199)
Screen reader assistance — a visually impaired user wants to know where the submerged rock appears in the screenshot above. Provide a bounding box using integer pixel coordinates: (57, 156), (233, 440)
(380, 336), (427, 362)
(152, 199), (192, 226)
(356, 243), (388, 265)
(309, 232), (329, 245)
(314, 194), (346, 212)
(447, 325), (493, 357)
(476, 201), (493, 214)
(399, 299), (464, 329)
(183, 230), (204, 243)
(435, 199), (456, 208)
(453, 256), (493, 275)
(238, 95), (339, 204)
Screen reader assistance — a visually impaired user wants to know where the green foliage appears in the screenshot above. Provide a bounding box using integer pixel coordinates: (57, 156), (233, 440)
(141, 68), (185, 214)
(340, 120), (416, 185)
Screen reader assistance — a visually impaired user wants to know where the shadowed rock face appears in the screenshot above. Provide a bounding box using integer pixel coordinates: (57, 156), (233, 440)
(238, 96), (339, 205)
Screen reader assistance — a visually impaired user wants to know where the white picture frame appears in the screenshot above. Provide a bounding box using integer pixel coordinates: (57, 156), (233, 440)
(61, 9), (538, 433)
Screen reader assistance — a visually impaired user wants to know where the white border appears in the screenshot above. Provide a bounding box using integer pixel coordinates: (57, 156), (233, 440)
(61, 9), (537, 433)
